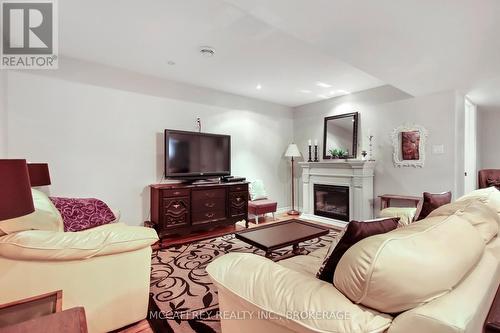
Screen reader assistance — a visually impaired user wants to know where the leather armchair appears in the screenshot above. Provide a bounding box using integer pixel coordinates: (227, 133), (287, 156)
(479, 169), (500, 189)
(0, 190), (159, 333)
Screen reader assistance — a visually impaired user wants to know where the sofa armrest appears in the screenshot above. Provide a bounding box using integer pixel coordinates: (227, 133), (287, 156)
(0, 225), (158, 261)
(206, 253), (392, 333)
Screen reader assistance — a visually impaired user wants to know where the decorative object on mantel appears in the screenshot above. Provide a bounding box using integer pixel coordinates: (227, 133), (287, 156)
(328, 148), (348, 159)
(314, 139), (319, 162)
(391, 124), (428, 167)
(307, 139), (313, 162)
(323, 112), (358, 160)
(285, 143), (302, 216)
(361, 150), (368, 160)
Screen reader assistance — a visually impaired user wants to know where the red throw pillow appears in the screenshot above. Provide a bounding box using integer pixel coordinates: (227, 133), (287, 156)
(418, 191), (452, 220)
(316, 217), (399, 283)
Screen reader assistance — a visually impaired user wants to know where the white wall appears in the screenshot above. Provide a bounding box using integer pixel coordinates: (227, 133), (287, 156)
(6, 58), (294, 226)
(293, 87), (465, 212)
(0, 71), (6, 158)
(478, 107), (500, 169)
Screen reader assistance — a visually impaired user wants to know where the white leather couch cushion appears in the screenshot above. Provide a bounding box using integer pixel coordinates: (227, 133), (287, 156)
(388, 250), (500, 333)
(0, 223), (158, 260)
(457, 187), (500, 219)
(0, 189), (63, 235)
(207, 253), (393, 333)
(334, 215), (485, 313)
(428, 200), (499, 242)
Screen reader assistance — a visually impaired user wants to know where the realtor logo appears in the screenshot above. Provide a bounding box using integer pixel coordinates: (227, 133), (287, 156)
(1, 0), (58, 69)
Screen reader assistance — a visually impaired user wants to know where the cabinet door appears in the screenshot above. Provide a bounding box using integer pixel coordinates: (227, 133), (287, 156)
(229, 191), (248, 218)
(161, 197), (190, 230)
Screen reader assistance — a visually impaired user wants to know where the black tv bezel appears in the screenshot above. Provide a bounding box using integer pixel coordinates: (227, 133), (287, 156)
(164, 129), (231, 179)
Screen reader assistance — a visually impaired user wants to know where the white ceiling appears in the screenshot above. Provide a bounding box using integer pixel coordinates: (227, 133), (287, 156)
(59, 0), (383, 107)
(225, 0), (500, 107)
(60, 0), (500, 108)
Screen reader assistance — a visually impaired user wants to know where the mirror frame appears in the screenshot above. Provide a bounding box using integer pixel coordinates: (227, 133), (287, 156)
(323, 112), (359, 160)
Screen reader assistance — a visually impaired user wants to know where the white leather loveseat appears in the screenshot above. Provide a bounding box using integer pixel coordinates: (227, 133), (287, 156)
(207, 187), (500, 333)
(0, 189), (159, 332)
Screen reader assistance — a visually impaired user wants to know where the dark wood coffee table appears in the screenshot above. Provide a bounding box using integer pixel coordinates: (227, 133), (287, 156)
(235, 219), (329, 261)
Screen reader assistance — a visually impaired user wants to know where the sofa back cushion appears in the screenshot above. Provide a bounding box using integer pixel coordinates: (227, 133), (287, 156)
(0, 189), (63, 235)
(457, 187), (500, 219)
(428, 200), (499, 243)
(333, 215), (485, 313)
(316, 217), (399, 283)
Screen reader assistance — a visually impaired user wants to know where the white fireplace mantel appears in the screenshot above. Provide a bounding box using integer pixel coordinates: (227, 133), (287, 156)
(298, 160), (376, 227)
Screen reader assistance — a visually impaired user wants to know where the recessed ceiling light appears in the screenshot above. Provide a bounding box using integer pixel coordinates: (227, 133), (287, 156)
(167, 60), (176, 65)
(299, 89), (312, 94)
(256, 84), (262, 90)
(199, 46), (216, 57)
(316, 81), (332, 88)
(328, 89), (351, 96)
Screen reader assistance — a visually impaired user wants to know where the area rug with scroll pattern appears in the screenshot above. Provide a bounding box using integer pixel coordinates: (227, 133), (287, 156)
(148, 228), (338, 333)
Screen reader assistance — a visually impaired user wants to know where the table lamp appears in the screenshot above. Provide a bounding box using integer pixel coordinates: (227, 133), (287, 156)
(28, 163), (51, 187)
(0, 159), (35, 221)
(285, 143), (302, 216)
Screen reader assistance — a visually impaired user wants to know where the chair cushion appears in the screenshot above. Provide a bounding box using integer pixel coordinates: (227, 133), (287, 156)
(380, 207), (417, 225)
(316, 217), (399, 283)
(248, 199), (277, 215)
(334, 215), (485, 313)
(0, 223), (158, 261)
(428, 199), (499, 243)
(249, 180), (268, 201)
(418, 191), (452, 220)
(0, 189), (63, 235)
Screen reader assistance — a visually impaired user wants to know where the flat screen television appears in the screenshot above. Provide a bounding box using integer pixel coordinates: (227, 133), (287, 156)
(164, 129), (231, 179)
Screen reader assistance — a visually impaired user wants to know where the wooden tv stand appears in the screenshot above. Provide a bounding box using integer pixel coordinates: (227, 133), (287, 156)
(150, 182), (249, 237)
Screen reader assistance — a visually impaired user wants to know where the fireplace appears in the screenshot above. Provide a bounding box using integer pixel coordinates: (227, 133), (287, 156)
(314, 184), (350, 222)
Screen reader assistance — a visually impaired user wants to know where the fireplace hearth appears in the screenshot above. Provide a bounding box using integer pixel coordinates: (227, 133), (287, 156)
(314, 184), (350, 222)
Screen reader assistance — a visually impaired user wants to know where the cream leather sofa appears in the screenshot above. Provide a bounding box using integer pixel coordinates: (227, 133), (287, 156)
(207, 187), (500, 333)
(0, 190), (159, 333)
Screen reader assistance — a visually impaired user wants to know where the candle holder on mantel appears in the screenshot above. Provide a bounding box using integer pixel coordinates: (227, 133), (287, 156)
(314, 145), (319, 162)
(308, 145), (313, 162)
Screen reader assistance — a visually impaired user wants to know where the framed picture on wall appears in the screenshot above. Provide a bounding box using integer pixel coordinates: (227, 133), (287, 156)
(401, 131), (420, 160)
(391, 124), (428, 168)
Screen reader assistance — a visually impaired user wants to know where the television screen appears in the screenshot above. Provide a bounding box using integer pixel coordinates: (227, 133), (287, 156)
(165, 130), (230, 178)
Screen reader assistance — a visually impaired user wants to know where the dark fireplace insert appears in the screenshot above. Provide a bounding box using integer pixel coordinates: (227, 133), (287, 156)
(313, 184), (350, 222)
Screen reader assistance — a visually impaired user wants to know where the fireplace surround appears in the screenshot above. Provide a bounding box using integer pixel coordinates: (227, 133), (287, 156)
(299, 160), (375, 226)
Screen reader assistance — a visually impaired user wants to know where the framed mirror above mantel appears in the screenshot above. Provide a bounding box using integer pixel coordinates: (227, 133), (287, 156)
(323, 112), (359, 160)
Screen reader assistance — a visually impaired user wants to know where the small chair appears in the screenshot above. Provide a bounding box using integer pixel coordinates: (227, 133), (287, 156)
(248, 180), (277, 224)
(478, 169), (500, 190)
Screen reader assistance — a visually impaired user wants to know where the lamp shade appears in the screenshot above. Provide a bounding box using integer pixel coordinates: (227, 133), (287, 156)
(285, 143), (301, 157)
(28, 163), (51, 186)
(0, 159), (35, 221)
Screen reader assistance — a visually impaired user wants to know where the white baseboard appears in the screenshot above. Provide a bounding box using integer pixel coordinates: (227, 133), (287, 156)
(299, 213), (348, 229)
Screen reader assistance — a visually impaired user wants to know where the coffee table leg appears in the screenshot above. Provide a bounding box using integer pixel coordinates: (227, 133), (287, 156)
(292, 244), (304, 255)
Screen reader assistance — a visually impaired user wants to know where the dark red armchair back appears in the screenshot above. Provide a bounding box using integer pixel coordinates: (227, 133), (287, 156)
(478, 169), (500, 189)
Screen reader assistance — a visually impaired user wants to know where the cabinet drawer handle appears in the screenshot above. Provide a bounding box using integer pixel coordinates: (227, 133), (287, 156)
(236, 197), (241, 202)
(173, 204), (180, 209)
(173, 191), (181, 195)
(205, 212), (215, 218)
(205, 193), (215, 198)
(204, 202), (215, 208)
